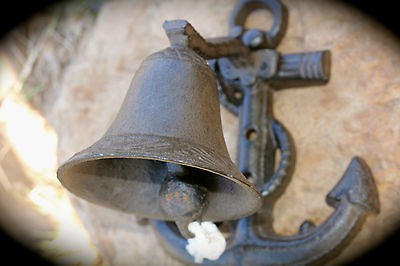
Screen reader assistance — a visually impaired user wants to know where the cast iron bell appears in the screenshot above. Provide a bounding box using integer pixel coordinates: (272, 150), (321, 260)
(57, 47), (262, 225)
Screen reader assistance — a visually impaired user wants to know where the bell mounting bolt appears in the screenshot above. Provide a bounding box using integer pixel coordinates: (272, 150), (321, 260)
(57, 0), (380, 265)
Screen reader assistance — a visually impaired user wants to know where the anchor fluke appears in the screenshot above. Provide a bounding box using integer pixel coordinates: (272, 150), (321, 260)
(327, 156), (380, 214)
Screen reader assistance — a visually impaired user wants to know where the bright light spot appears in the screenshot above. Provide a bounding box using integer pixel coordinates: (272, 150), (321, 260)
(0, 52), (18, 99)
(29, 186), (100, 265)
(0, 92), (101, 265)
(0, 95), (57, 182)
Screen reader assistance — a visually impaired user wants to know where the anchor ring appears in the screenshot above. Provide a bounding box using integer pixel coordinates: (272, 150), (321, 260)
(229, 0), (288, 49)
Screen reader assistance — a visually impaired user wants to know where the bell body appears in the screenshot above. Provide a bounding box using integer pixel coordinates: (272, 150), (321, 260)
(57, 47), (261, 221)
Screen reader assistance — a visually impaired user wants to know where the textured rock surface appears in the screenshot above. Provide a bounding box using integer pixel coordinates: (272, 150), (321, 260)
(1, 0), (400, 265)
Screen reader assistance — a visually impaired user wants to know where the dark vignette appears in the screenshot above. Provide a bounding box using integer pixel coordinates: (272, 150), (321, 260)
(0, 1), (398, 265)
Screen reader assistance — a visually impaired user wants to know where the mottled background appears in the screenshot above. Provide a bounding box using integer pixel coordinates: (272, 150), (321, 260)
(0, 0), (399, 265)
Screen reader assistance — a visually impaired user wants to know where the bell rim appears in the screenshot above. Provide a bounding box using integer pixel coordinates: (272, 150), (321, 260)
(57, 133), (262, 221)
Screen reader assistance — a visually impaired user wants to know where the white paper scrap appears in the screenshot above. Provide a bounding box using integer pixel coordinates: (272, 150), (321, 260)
(185, 221), (227, 264)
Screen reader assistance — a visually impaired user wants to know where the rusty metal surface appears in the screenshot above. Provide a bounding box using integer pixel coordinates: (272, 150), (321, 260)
(159, 171), (209, 238)
(153, 0), (380, 265)
(57, 47), (261, 223)
(56, 0), (380, 265)
(155, 157), (379, 265)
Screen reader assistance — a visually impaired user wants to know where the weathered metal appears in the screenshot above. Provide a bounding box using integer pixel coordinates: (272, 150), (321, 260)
(154, 0), (379, 265)
(57, 0), (380, 265)
(155, 156), (379, 265)
(159, 171), (209, 239)
(57, 46), (262, 224)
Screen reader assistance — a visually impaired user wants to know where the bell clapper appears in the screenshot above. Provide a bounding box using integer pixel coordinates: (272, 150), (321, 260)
(159, 164), (209, 239)
(158, 164), (227, 263)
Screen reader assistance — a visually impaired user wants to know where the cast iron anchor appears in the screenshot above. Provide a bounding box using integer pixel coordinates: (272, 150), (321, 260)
(153, 0), (380, 265)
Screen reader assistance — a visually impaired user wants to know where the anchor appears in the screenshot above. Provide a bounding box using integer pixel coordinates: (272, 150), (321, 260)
(153, 0), (379, 264)
(57, 0), (380, 265)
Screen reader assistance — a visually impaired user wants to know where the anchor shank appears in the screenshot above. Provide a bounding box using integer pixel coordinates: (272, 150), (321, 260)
(238, 82), (275, 189)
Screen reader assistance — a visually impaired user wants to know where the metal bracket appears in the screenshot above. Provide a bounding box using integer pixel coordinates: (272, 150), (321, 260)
(153, 0), (379, 265)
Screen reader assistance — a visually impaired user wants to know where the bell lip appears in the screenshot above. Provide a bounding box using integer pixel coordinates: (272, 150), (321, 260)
(57, 133), (262, 221)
